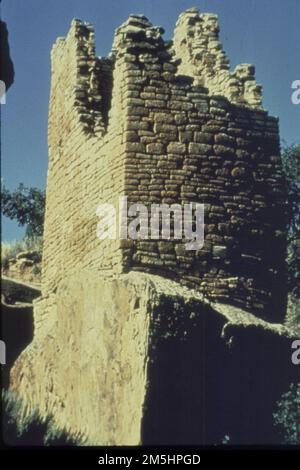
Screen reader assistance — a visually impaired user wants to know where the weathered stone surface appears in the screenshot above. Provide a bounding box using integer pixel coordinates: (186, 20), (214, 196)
(12, 272), (151, 445)
(2, 251), (42, 285)
(173, 10), (262, 107)
(11, 272), (296, 444)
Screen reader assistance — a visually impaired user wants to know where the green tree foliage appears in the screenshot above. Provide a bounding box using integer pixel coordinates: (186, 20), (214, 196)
(1, 183), (45, 238)
(281, 144), (300, 297)
(273, 383), (300, 444)
(2, 390), (83, 446)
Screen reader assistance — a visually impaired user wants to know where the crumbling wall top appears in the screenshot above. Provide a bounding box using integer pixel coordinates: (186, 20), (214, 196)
(173, 8), (263, 108)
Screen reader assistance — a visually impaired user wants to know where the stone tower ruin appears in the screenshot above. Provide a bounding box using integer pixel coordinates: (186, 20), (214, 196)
(11, 9), (296, 446)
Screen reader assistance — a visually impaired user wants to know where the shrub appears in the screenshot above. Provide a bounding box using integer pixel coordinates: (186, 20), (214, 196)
(1, 183), (45, 238)
(2, 390), (84, 446)
(282, 144), (300, 298)
(273, 383), (300, 444)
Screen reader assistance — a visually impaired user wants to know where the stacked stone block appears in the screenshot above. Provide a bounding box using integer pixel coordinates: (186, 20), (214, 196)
(43, 10), (287, 318)
(173, 8), (262, 107)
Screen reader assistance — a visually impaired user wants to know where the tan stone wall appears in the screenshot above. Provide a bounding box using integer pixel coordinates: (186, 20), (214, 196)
(111, 13), (287, 319)
(43, 20), (126, 293)
(173, 8), (262, 107)
(42, 10), (287, 318)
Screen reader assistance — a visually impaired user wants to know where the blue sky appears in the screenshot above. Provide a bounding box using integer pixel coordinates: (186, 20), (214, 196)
(1, 0), (300, 241)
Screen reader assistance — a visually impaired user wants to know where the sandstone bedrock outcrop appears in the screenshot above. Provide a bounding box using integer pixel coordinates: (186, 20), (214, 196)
(11, 272), (296, 445)
(10, 9), (296, 445)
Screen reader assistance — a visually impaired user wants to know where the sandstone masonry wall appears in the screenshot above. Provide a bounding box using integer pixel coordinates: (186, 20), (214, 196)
(173, 8), (262, 107)
(43, 10), (287, 318)
(43, 20), (125, 292)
